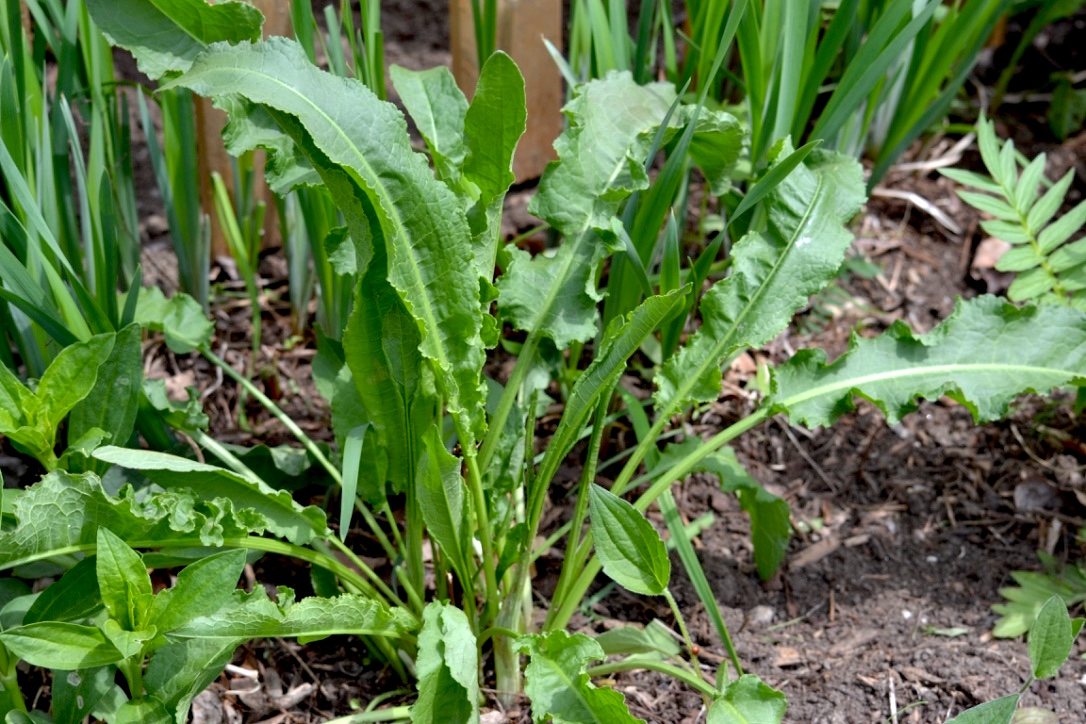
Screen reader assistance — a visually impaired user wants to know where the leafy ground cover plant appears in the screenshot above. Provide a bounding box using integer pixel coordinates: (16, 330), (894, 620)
(1, 1), (1085, 721)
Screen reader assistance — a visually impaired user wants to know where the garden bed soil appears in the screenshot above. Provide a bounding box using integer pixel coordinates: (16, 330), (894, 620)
(6, 5), (1086, 723)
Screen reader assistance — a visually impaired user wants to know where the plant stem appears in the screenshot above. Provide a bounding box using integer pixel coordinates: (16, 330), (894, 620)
(664, 588), (703, 678)
(546, 409), (769, 631)
(478, 333), (539, 472)
(121, 658), (144, 699)
(0, 671), (26, 712)
(586, 659), (718, 699)
(324, 706), (412, 724)
(462, 434), (499, 626)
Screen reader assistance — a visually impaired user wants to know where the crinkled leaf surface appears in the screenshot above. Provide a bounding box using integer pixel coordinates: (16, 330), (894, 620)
(707, 675), (787, 724)
(588, 484), (670, 596)
(170, 589), (414, 643)
(93, 447), (328, 545)
(770, 296), (1086, 427)
(515, 631), (643, 724)
(0, 471), (270, 571)
(166, 38), (487, 438)
(656, 144), (865, 413)
(390, 64), (468, 184)
(85, 0), (263, 79)
(412, 601), (478, 724)
(499, 73), (677, 348)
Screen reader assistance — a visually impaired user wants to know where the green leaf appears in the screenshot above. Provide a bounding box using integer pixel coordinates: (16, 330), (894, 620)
(707, 675), (787, 724)
(651, 441), (790, 579)
(946, 695), (1019, 724)
(24, 556), (101, 626)
(92, 447), (328, 545)
(166, 38), (487, 439)
(463, 51), (526, 280)
(100, 619), (158, 659)
(412, 601), (479, 724)
(112, 697), (171, 724)
(390, 64), (468, 183)
(769, 296), (1086, 427)
(148, 549), (246, 633)
(53, 666), (116, 724)
(69, 324), (142, 451)
(956, 191), (1019, 221)
(141, 379), (209, 434)
(1037, 200), (1086, 254)
(29, 333), (115, 451)
(499, 73), (678, 348)
(0, 471), (273, 572)
(685, 108), (745, 197)
(96, 527), (154, 631)
(1026, 171), (1073, 233)
(1029, 596), (1074, 679)
(588, 484), (670, 596)
(656, 143), (865, 413)
(85, 0), (264, 79)
(0, 623), (124, 669)
(515, 631), (643, 724)
(416, 426), (471, 585)
(169, 589), (415, 643)
(594, 621), (681, 657)
(134, 288), (214, 355)
(144, 638), (238, 723)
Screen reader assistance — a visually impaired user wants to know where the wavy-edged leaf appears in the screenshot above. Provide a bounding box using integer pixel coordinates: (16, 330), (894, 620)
(0, 471), (269, 571)
(463, 51), (526, 280)
(769, 296), (1086, 427)
(93, 447), (328, 545)
(390, 64), (468, 183)
(135, 288), (213, 355)
(85, 0), (263, 79)
(515, 631), (643, 724)
(499, 74), (677, 348)
(416, 426), (471, 585)
(588, 484), (670, 596)
(656, 143), (865, 413)
(412, 601), (479, 724)
(707, 675), (787, 724)
(165, 38), (487, 438)
(170, 589), (414, 643)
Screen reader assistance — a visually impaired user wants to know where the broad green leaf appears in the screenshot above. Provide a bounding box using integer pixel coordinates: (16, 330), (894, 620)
(588, 484), (670, 596)
(594, 621), (680, 657)
(85, 0), (263, 79)
(134, 288), (214, 355)
(148, 549), (246, 633)
(1029, 596), (1074, 679)
(946, 695), (1019, 724)
(343, 256), (432, 499)
(515, 631), (643, 724)
(769, 296), (1086, 427)
(69, 324), (142, 451)
(390, 64), (468, 183)
(169, 589), (414, 643)
(412, 601), (479, 724)
(463, 51), (526, 281)
(166, 38), (487, 438)
(499, 73), (677, 348)
(23, 555), (101, 625)
(32, 333), (115, 444)
(0, 623), (124, 669)
(53, 666), (116, 724)
(416, 426), (471, 585)
(0, 364), (30, 433)
(101, 619), (158, 659)
(92, 447), (328, 545)
(656, 143), (865, 413)
(707, 675), (787, 724)
(112, 697), (171, 724)
(0, 471), (272, 572)
(141, 379), (209, 434)
(96, 527), (154, 631)
(650, 440), (791, 580)
(144, 638), (238, 723)
(685, 107), (745, 196)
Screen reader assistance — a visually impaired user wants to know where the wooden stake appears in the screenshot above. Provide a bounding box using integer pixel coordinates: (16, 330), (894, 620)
(450, 0), (564, 182)
(195, 0), (291, 257)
